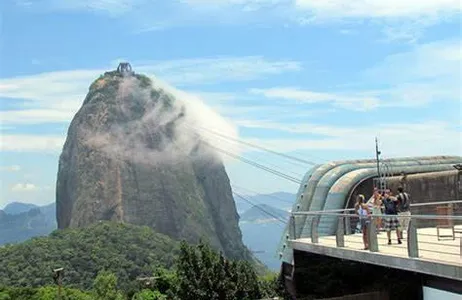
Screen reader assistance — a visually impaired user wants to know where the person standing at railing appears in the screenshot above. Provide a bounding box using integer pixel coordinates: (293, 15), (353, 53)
(382, 190), (402, 245)
(367, 187), (383, 233)
(355, 194), (370, 250)
(396, 186), (411, 240)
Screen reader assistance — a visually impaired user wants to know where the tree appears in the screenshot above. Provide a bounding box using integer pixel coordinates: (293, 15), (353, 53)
(0, 287), (36, 300)
(132, 290), (167, 300)
(177, 241), (205, 300)
(34, 286), (93, 300)
(258, 273), (283, 299)
(92, 271), (124, 300)
(0, 238), (285, 299)
(153, 267), (178, 298)
(176, 240), (266, 300)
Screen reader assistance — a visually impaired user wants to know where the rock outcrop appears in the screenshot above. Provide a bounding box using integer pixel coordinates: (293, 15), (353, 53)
(56, 67), (250, 260)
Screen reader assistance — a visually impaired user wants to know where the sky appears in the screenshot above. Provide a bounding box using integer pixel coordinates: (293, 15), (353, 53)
(0, 0), (461, 208)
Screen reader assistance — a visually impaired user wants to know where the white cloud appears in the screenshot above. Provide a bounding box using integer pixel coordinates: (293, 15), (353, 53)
(15, 0), (290, 31)
(192, 0), (290, 12)
(238, 119), (462, 157)
(250, 87), (380, 111)
(15, 0), (144, 16)
(10, 183), (38, 192)
(294, 3), (460, 42)
(0, 56), (300, 125)
(0, 69), (95, 102)
(294, 0), (461, 19)
(0, 109), (76, 124)
(1, 118), (460, 165)
(0, 135), (65, 152)
(13, 0), (460, 41)
(187, 91), (239, 103)
(0, 165), (21, 172)
(364, 39), (461, 83)
(251, 39), (461, 111)
(362, 38), (461, 107)
(20, 0), (460, 19)
(138, 57), (301, 86)
(339, 29), (356, 35)
(0, 69), (96, 125)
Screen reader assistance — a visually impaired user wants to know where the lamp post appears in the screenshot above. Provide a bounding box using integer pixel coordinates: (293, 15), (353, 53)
(136, 276), (159, 290)
(375, 137), (381, 189)
(53, 267), (64, 299)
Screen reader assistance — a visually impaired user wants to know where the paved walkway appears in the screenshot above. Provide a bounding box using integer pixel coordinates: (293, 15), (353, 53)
(291, 225), (462, 280)
(296, 226), (461, 267)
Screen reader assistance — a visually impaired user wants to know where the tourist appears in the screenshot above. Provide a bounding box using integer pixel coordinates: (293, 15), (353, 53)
(367, 187), (383, 232)
(382, 190), (402, 245)
(355, 194), (370, 250)
(396, 186), (411, 239)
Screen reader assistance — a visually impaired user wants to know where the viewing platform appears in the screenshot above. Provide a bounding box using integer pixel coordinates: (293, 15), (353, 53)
(287, 200), (462, 281)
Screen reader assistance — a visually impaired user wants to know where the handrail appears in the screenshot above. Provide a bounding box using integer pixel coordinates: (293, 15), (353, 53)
(304, 208), (356, 214)
(292, 212), (462, 220)
(287, 206), (462, 263)
(410, 199), (462, 207)
(292, 199), (462, 216)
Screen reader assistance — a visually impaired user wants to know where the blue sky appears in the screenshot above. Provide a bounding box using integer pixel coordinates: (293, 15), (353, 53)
(0, 0), (461, 207)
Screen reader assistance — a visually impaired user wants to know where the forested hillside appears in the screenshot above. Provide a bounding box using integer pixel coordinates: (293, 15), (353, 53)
(0, 222), (178, 291)
(0, 224), (285, 299)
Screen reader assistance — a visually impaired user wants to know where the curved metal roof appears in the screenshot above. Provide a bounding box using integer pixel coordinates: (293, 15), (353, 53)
(316, 163), (458, 236)
(278, 155), (462, 265)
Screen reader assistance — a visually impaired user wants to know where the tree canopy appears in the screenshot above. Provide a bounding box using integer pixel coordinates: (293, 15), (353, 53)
(0, 238), (284, 300)
(0, 222), (179, 291)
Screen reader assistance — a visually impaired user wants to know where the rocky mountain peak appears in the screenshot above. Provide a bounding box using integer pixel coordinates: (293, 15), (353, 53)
(56, 65), (250, 260)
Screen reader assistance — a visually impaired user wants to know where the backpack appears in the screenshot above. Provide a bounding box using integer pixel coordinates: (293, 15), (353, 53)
(383, 198), (397, 214)
(398, 192), (411, 211)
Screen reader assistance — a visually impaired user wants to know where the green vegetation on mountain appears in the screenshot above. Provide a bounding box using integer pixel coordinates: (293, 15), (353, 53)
(0, 225), (285, 300)
(0, 222), (178, 292)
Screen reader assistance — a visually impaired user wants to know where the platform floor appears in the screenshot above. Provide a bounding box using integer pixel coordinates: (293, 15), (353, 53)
(295, 226), (462, 267)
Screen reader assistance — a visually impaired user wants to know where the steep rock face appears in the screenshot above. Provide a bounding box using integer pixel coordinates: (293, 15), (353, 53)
(56, 70), (250, 260)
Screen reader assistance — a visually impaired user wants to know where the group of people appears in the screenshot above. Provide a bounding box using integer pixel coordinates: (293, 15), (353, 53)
(355, 186), (411, 250)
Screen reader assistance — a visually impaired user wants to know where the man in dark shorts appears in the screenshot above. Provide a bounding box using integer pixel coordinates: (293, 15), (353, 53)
(382, 190), (402, 245)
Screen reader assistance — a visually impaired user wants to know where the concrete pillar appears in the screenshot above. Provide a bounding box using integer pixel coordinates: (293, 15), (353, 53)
(407, 218), (419, 258)
(311, 215), (320, 243)
(336, 216), (345, 247)
(289, 215), (296, 240)
(368, 216), (379, 252)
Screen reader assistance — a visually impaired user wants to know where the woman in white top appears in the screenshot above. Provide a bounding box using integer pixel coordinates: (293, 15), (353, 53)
(367, 188), (383, 231)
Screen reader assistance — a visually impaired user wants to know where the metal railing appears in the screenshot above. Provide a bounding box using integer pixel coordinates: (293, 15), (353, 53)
(288, 200), (462, 262)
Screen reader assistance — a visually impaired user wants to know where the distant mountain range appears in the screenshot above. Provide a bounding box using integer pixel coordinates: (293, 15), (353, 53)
(240, 203), (290, 223)
(237, 192), (295, 271)
(0, 202), (56, 245)
(235, 192), (295, 214)
(3, 202), (40, 215)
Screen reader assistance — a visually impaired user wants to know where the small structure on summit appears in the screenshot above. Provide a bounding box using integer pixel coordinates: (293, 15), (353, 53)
(117, 62), (134, 76)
